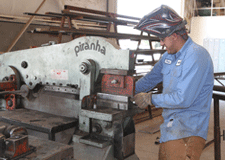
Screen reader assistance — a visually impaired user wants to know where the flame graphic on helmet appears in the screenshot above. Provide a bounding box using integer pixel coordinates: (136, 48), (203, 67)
(134, 5), (185, 37)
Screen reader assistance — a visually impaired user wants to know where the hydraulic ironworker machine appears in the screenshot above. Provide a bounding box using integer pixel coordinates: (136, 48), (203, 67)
(0, 36), (139, 160)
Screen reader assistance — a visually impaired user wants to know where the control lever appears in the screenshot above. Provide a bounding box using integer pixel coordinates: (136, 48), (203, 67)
(0, 84), (29, 98)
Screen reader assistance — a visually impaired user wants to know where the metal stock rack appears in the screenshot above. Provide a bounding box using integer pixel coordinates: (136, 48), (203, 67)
(25, 5), (165, 70)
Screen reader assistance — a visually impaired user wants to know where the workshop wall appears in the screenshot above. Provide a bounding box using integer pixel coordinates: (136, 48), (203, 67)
(189, 16), (225, 78)
(189, 16), (225, 46)
(0, 0), (117, 52)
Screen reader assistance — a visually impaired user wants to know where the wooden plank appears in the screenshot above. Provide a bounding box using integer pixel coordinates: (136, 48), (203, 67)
(6, 0), (46, 52)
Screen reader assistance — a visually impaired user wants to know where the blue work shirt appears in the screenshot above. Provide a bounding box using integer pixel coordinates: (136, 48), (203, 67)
(135, 37), (214, 143)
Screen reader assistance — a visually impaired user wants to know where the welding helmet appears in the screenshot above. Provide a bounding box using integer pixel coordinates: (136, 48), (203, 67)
(134, 5), (187, 38)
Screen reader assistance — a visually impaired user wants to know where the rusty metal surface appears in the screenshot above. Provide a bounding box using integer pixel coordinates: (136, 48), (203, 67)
(122, 133), (135, 158)
(101, 75), (135, 97)
(4, 135), (29, 158)
(0, 81), (17, 91)
(19, 135), (74, 160)
(0, 75), (18, 111)
(0, 123), (36, 160)
(0, 109), (77, 142)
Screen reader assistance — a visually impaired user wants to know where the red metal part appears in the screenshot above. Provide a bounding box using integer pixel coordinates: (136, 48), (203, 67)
(0, 75), (17, 110)
(81, 94), (97, 109)
(0, 81), (17, 90)
(5, 93), (16, 110)
(101, 74), (135, 97)
(5, 135), (30, 158)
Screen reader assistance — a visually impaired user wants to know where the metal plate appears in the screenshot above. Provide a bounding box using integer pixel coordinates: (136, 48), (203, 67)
(0, 109), (77, 143)
(80, 134), (111, 148)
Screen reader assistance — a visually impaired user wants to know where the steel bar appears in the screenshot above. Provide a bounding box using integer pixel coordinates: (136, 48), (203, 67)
(58, 16), (66, 43)
(24, 12), (63, 18)
(215, 79), (225, 86)
(210, 93), (225, 160)
(214, 72), (225, 77)
(135, 61), (158, 66)
(64, 5), (141, 20)
(57, 11), (139, 26)
(131, 49), (165, 55)
(214, 72), (225, 82)
(106, 0), (109, 13)
(213, 85), (225, 92)
(24, 12), (110, 25)
(213, 93), (225, 101)
(214, 97), (220, 160)
(25, 11), (138, 26)
(30, 27), (159, 41)
(0, 90), (26, 95)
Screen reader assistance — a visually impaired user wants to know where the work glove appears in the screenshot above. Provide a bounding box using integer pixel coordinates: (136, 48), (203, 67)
(134, 92), (153, 109)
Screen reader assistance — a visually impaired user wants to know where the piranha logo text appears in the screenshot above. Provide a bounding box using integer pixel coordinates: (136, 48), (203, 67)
(74, 40), (106, 56)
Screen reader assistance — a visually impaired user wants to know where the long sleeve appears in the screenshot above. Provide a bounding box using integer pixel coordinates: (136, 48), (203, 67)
(147, 37), (214, 143)
(135, 56), (164, 94)
(152, 44), (214, 109)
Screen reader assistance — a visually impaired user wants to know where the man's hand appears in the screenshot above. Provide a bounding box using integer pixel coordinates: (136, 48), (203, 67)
(134, 92), (153, 109)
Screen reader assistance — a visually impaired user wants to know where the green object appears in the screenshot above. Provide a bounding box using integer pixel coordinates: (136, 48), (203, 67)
(198, 9), (211, 16)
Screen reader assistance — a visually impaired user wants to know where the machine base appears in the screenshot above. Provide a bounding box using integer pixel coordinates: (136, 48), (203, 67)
(19, 136), (74, 160)
(71, 141), (139, 160)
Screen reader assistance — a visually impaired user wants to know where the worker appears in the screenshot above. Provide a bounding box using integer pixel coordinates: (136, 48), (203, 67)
(134, 5), (214, 160)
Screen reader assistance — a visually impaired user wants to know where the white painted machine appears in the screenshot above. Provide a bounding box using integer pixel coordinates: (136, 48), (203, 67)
(0, 36), (140, 160)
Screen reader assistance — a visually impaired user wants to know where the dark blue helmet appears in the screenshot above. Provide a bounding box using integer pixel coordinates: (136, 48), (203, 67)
(134, 5), (187, 38)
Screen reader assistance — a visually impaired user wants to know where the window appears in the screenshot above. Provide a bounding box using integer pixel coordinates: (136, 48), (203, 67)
(196, 0), (225, 16)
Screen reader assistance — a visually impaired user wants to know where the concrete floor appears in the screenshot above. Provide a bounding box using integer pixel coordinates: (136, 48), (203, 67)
(134, 101), (225, 160)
